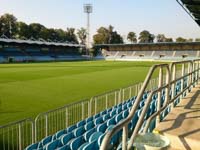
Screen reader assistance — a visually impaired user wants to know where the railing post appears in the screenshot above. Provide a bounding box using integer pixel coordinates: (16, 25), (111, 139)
(129, 86), (132, 98)
(65, 107), (68, 128)
(181, 63), (185, 98)
(156, 67), (163, 126)
(122, 125), (128, 150)
(119, 89), (122, 104)
(95, 97), (97, 114)
(106, 94), (108, 109)
(122, 89), (125, 101)
(18, 123), (22, 150)
(45, 115), (48, 137)
(171, 65), (176, 108)
(31, 122), (35, 143)
(115, 91), (117, 105)
(82, 102), (84, 120)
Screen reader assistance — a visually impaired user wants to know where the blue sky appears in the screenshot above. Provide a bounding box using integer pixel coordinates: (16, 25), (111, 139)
(0, 0), (200, 41)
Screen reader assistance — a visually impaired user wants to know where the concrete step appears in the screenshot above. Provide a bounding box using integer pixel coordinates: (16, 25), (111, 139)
(155, 85), (200, 150)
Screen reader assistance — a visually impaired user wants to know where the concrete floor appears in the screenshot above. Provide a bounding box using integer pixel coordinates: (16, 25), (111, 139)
(155, 84), (200, 150)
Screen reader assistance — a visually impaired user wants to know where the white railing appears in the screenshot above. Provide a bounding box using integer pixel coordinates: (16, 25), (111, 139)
(100, 59), (200, 150)
(34, 99), (89, 142)
(0, 118), (34, 150)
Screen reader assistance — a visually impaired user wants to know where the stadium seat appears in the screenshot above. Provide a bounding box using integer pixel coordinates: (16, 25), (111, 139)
(54, 130), (67, 139)
(86, 116), (93, 123)
(44, 139), (62, 150)
(97, 122), (107, 133)
(74, 126), (85, 137)
(84, 121), (95, 131)
(89, 132), (103, 142)
(94, 116), (103, 126)
(115, 113), (123, 123)
(122, 109), (129, 118)
(77, 120), (86, 127)
(102, 113), (111, 121)
(107, 117), (116, 126)
(56, 144), (70, 150)
(61, 132), (75, 145)
(67, 124), (77, 132)
(84, 128), (96, 141)
(81, 140), (98, 150)
(70, 135), (85, 150)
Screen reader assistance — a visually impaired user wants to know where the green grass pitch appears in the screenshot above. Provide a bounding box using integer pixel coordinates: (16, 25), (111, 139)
(0, 60), (160, 125)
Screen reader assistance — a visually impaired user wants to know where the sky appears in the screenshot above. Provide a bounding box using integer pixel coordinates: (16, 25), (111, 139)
(0, 0), (200, 41)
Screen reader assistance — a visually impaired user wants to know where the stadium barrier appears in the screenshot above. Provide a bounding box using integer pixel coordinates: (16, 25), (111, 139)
(0, 118), (34, 150)
(34, 99), (90, 142)
(100, 59), (200, 150)
(0, 76), (158, 150)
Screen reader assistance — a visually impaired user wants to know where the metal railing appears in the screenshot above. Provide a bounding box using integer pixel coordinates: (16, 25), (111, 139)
(34, 99), (89, 142)
(0, 76), (158, 150)
(100, 59), (200, 150)
(0, 118), (34, 150)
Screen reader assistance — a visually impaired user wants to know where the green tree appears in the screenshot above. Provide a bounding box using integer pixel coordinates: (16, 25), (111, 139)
(156, 34), (166, 42)
(127, 32), (137, 43)
(139, 30), (155, 43)
(176, 37), (187, 42)
(0, 13), (17, 38)
(65, 28), (78, 43)
(93, 27), (109, 44)
(165, 38), (173, 42)
(28, 23), (45, 40)
(93, 25), (123, 44)
(77, 28), (87, 45)
(195, 38), (200, 42)
(16, 21), (29, 39)
(187, 38), (193, 42)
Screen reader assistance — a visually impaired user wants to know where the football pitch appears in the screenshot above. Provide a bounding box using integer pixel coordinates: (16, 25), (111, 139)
(0, 61), (161, 125)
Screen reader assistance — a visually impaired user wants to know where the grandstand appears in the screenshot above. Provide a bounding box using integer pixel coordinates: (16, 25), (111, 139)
(0, 38), (86, 63)
(94, 42), (200, 61)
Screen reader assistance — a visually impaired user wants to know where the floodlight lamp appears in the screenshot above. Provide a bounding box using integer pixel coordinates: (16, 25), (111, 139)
(84, 4), (92, 13)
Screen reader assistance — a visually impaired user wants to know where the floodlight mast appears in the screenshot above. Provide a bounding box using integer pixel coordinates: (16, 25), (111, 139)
(84, 4), (92, 55)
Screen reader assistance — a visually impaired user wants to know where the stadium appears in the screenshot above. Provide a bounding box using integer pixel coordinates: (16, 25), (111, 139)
(0, 0), (200, 150)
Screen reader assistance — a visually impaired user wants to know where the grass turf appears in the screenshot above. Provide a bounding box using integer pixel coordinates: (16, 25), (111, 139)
(0, 60), (161, 125)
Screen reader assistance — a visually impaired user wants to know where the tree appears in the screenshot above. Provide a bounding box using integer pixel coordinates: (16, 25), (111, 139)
(165, 38), (173, 42)
(16, 22), (29, 39)
(0, 13), (17, 38)
(139, 30), (155, 43)
(77, 28), (87, 45)
(187, 38), (193, 42)
(176, 37), (187, 42)
(195, 38), (200, 42)
(127, 32), (137, 43)
(93, 25), (123, 44)
(65, 28), (78, 43)
(156, 34), (166, 42)
(28, 23), (46, 40)
(93, 27), (109, 44)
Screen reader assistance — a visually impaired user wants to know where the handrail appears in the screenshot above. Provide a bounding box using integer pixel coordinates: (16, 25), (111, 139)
(100, 64), (170, 150)
(100, 59), (200, 150)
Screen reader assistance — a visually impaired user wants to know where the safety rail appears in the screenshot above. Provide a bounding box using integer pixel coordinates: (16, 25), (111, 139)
(100, 59), (200, 150)
(34, 99), (89, 142)
(0, 118), (34, 150)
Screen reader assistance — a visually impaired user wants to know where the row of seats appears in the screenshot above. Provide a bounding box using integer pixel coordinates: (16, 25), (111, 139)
(26, 82), (183, 150)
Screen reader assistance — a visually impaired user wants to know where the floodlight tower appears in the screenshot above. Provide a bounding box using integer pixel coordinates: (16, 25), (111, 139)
(84, 4), (92, 54)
